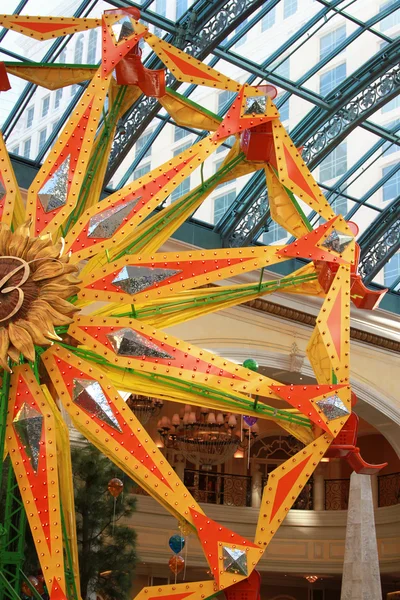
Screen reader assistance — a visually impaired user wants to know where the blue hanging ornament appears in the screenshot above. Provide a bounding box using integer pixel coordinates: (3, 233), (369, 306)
(169, 533), (185, 554)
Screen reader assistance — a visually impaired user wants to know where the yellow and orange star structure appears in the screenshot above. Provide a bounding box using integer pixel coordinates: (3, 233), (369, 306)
(0, 7), (387, 600)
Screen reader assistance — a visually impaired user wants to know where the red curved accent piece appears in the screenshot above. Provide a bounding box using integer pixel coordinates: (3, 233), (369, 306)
(346, 450), (387, 475)
(0, 63), (11, 91)
(325, 412), (388, 473)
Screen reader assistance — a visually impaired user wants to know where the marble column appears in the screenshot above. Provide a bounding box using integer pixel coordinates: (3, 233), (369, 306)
(251, 463), (262, 508)
(340, 472), (382, 600)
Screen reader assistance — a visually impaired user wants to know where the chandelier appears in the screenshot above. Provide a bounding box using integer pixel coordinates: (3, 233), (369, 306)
(304, 575), (319, 584)
(157, 405), (258, 468)
(126, 394), (163, 425)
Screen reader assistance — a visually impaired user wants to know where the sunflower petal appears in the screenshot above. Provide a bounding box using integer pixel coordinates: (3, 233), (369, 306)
(8, 322), (35, 362)
(31, 300), (74, 326)
(0, 328), (11, 372)
(7, 344), (21, 363)
(15, 319), (52, 346)
(31, 261), (65, 281)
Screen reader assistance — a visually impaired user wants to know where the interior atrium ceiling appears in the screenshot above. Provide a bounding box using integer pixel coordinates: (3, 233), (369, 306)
(0, 0), (399, 309)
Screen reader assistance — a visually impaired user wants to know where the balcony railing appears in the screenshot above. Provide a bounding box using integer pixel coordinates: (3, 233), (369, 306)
(183, 469), (252, 507)
(132, 469), (400, 511)
(325, 478), (350, 510)
(325, 473), (400, 509)
(379, 472), (400, 507)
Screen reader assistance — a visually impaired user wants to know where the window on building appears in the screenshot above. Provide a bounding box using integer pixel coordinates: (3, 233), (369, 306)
(218, 90), (236, 113)
(52, 122), (59, 133)
(331, 195), (347, 216)
(382, 95), (400, 114)
(41, 96), (50, 118)
(319, 62), (346, 96)
(87, 29), (97, 63)
(38, 128), (47, 152)
(384, 253), (400, 286)
(319, 144), (347, 182)
(320, 25), (346, 60)
(23, 138), (31, 159)
(26, 106), (34, 128)
(274, 58), (290, 80)
(133, 163), (151, 180)
(380, 0), (400, 31)
(382, 120), (400, 155)
(262, 221), (287, 245)
(214, 190), (235, 223)
(136, 131), (153, 159)
(54, 88), (63, 109)
(234, 18), (247, 47)
(11, 145), (19, 155)
(58, 48), (67, 63)
(71, 84), (79, 97)
(382, 165), (400, 202)
(261, 7), (276, 31)
(176, 0), (187, 19)
(277, 96), (289, 123)
(284, 0), (297, 18)
(174, 127), (189, 142)
(156, 0), (166, 15)
(74, 34), (84, 64)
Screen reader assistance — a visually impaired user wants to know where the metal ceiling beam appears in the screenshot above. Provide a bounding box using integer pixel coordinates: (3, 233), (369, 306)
(105, 0), (272, 182)
(358, 196), (400, 284)
(0, 0), (97, 141)
(292, 36), (400, 143)
(292, 121), (400, 231)
(218, 36), (400, 246)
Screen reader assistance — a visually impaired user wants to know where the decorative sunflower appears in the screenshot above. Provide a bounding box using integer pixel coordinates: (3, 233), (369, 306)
(0, 8), (384, 600)
(0, 221), (79, 369)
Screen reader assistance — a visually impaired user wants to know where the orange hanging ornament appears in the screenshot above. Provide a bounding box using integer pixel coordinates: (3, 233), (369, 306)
(108, 477), (123, 498)
(168, 555), (185, 575)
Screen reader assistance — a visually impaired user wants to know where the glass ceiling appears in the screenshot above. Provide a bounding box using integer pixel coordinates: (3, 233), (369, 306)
(0, 0), (399, 298)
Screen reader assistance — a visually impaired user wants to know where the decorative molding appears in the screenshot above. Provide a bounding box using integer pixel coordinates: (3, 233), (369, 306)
(243, 297), (400, 353)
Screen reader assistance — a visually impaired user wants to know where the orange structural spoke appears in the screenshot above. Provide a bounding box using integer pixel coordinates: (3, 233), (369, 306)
(142, 31), (242, 92)
(42, 345), (204, 525)
(255, 433), (333, 549)
(277, 216), (356, 266)
(270, 383), (351, 436)
(6, 365), (67, 600)
(0, 15), (101, 40)
(26, 67), (111, 237)
(77, 246), (286, 304)
(68, 315), (282, 398)
(0, 131), (22, 226)
(132, 581), (218, 600)
(189, 509), (262, 589)
(65, 136), (220, 262)
(212, 86), (278, 142)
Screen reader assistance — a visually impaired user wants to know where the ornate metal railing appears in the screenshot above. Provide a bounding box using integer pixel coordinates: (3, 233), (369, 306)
(262, 476), (313, 510)
(378, 472), (400, 507)
(325, 479), (349, 510)
(184, 469), (252, 507)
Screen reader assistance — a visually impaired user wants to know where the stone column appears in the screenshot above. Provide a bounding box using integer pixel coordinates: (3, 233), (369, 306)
(340, 472), (382, 600)
(251, 463), (262, 508)
(313, 464), (325, 511)
(371, 473), (379, 509)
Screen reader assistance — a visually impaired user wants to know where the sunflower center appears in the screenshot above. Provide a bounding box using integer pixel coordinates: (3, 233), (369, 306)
(0, 257), (39, 324)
